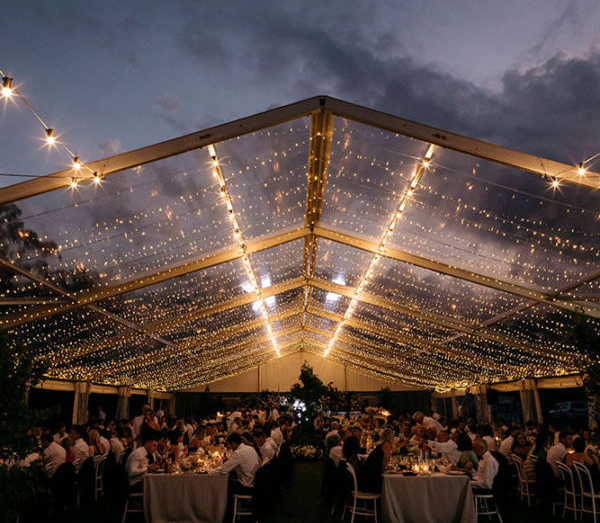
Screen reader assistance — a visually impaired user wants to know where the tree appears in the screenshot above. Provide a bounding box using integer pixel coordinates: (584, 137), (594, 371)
(0, 331), (53, 522)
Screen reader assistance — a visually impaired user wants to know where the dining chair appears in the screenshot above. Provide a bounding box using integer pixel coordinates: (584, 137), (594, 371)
(572, 461), (600, 522)
(510, 454), (534, 506)
(473, 490), (503, 522)
(556, 461), (578, 520)
(342, 462), (380, 523)
(122, 490), (143, 523)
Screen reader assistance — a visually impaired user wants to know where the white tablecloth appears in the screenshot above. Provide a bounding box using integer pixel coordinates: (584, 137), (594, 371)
(144, 473), (228, 523)
(382, 473), (476, 523)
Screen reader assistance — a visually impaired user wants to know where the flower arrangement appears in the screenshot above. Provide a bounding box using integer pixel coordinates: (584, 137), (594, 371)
(291, 444), (322, 461)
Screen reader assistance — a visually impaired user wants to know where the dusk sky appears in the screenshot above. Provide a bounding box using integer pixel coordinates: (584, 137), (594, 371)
(2, 0), (600, 185)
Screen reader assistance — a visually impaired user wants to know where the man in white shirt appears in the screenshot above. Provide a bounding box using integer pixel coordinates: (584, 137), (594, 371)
(42, 433), (66, 478)
(499, 426), (520, 456)
(413, 412), (443, 434)
(125, 437), (160, 488)
(132, 403), (151, 439)
(221, 432), (260, 492)
(270, 422), (284, 447)
(53, 423), (68, 444)
(427, 430), (460, 465)
(252, 428), (277, 462)
(471, 439), (499, 490)
(70, 426), (89, 471)
(547, 431), (573, 477)
(325, 421), (340, 443)
(99, 432), (111, 456)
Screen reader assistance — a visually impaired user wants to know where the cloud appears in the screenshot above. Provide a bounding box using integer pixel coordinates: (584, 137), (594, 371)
(97, 138), (122, 156)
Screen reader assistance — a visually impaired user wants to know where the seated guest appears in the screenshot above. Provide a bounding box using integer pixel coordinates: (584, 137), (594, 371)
(189, 426), (207, 451)
(98, 429), (111, 456)
(53, 423), (68, 444)
(480, 425), (497, 452)
(69, 425), (89, 470)
(61, 438), (75, 463)
(471, 439), (499, 490)
(342, 435), (362, 472)
(547, 430), (573, 478)
(427, 430), (460, 465)
(325, 421), (340, 444)
(360, 428), (394, 493)
(328, 434), (344, 467)
(220, 432), (260, 494)
(566, 435), (600, 477)
(524, 429), (548, 481)
(456, 432), (478, 470)
(511, 432), (531, 461)
(270, 420), (284, 447)
(110, 425), (125, 455)
(126, 437), (160, 489)
(87, 429), (104, 457)
(252, 428), (277, 462)
(141, 409), (162, 441)
(42, 432), (66, 477)
(499, 426), (520, 456)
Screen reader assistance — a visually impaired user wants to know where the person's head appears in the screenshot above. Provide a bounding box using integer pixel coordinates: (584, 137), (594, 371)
(70, 425), (83, 441)
(437, 430), (450, 443)
(144, 410), (155, 422)
(509, 425), (521, 437)
(41, 432), (53, 448)
(227, 431), (243, 451)
(381, 428), (394, 446)
(456, 432), (473, 451)
(142, 403), (151, 415)
(573, 437), (586, 453)
(514, 433), (528, 447)
(481, 425), (494, 438)
(474, 438), (487, 458)
(559, 430), (574, 448)
(252, 429), (267, 447)
(56, 423), (67, 435)
(88, 429), (101, 445)
(426, 427), (437, 441)
(343, 436), (360, 459)
(330, 420), (339, 431)
(143, 437), (158, 454)
(351, 426), (362, 438)
(582, 429), (590, 441)
(413, 412), (424, 424)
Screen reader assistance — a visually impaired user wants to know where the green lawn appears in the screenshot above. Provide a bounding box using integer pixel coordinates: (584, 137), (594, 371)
(47, 461), (563, 523)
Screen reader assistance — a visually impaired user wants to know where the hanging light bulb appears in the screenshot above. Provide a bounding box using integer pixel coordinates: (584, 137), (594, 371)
(72, 156), (81, 170)
(1, 76), (13, 98)
(45, 128), (56, 145)
(93, 173), (102, 184)
(70, 178), (78, 188)
(578, 163), (586, 176)
(551, 178), (560, 188)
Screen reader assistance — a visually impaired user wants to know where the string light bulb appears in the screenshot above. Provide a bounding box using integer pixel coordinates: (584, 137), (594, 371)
(1, 76), (13, 97)
(72, 156), (81, 170)
(578, 163), (586, 176)
(551, 178), (560, 188)
(45, 128), (56, 145)
(70, 178), (78, 188)
(93, 173), (102, 184)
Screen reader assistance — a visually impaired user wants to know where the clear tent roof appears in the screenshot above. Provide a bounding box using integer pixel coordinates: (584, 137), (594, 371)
(1, 96), (600, 391)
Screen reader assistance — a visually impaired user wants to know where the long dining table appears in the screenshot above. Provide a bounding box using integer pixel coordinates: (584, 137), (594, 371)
(144, 472), (229, 523)
(381, 472), (476, 523)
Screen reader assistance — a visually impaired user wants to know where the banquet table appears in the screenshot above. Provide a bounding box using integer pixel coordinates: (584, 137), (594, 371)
(144, 472), (228, 523)
(381, 473), (476, 523)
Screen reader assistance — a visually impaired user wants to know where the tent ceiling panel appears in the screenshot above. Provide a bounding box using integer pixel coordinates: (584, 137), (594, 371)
(313, 238), (374, 288)
(96, 257), (248, 325)
(308, 286), (353, 316)
(10, 149), (236, 291)
(320, 117), (426, 241)
(362, 253), (525, 324)
(216, 118), (310, 241)
(389, 148), (600, 293)
(248, 238), (305, 289)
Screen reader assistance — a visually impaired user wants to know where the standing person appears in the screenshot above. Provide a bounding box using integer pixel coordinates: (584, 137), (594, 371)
(132, 403), (151, 439)
(53, 423), (68, 444)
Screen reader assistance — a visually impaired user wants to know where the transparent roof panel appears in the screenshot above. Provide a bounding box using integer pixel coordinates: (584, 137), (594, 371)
(217, 118), (309, 241)
(12, 148), (235, 290)
(249, 238), (304, 288)
(313, 239), (373, 287)
(389, 148), (600, 292)
(97, 258), (248, 325)
(363, 255), (524, 324)
(321, 118), (428, 240)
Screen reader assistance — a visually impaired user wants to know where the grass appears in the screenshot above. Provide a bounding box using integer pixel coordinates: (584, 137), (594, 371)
(45, 460), (565, 523)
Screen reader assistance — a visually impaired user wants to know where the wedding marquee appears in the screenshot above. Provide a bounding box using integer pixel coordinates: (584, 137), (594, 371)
(2, 96), (600, 396)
